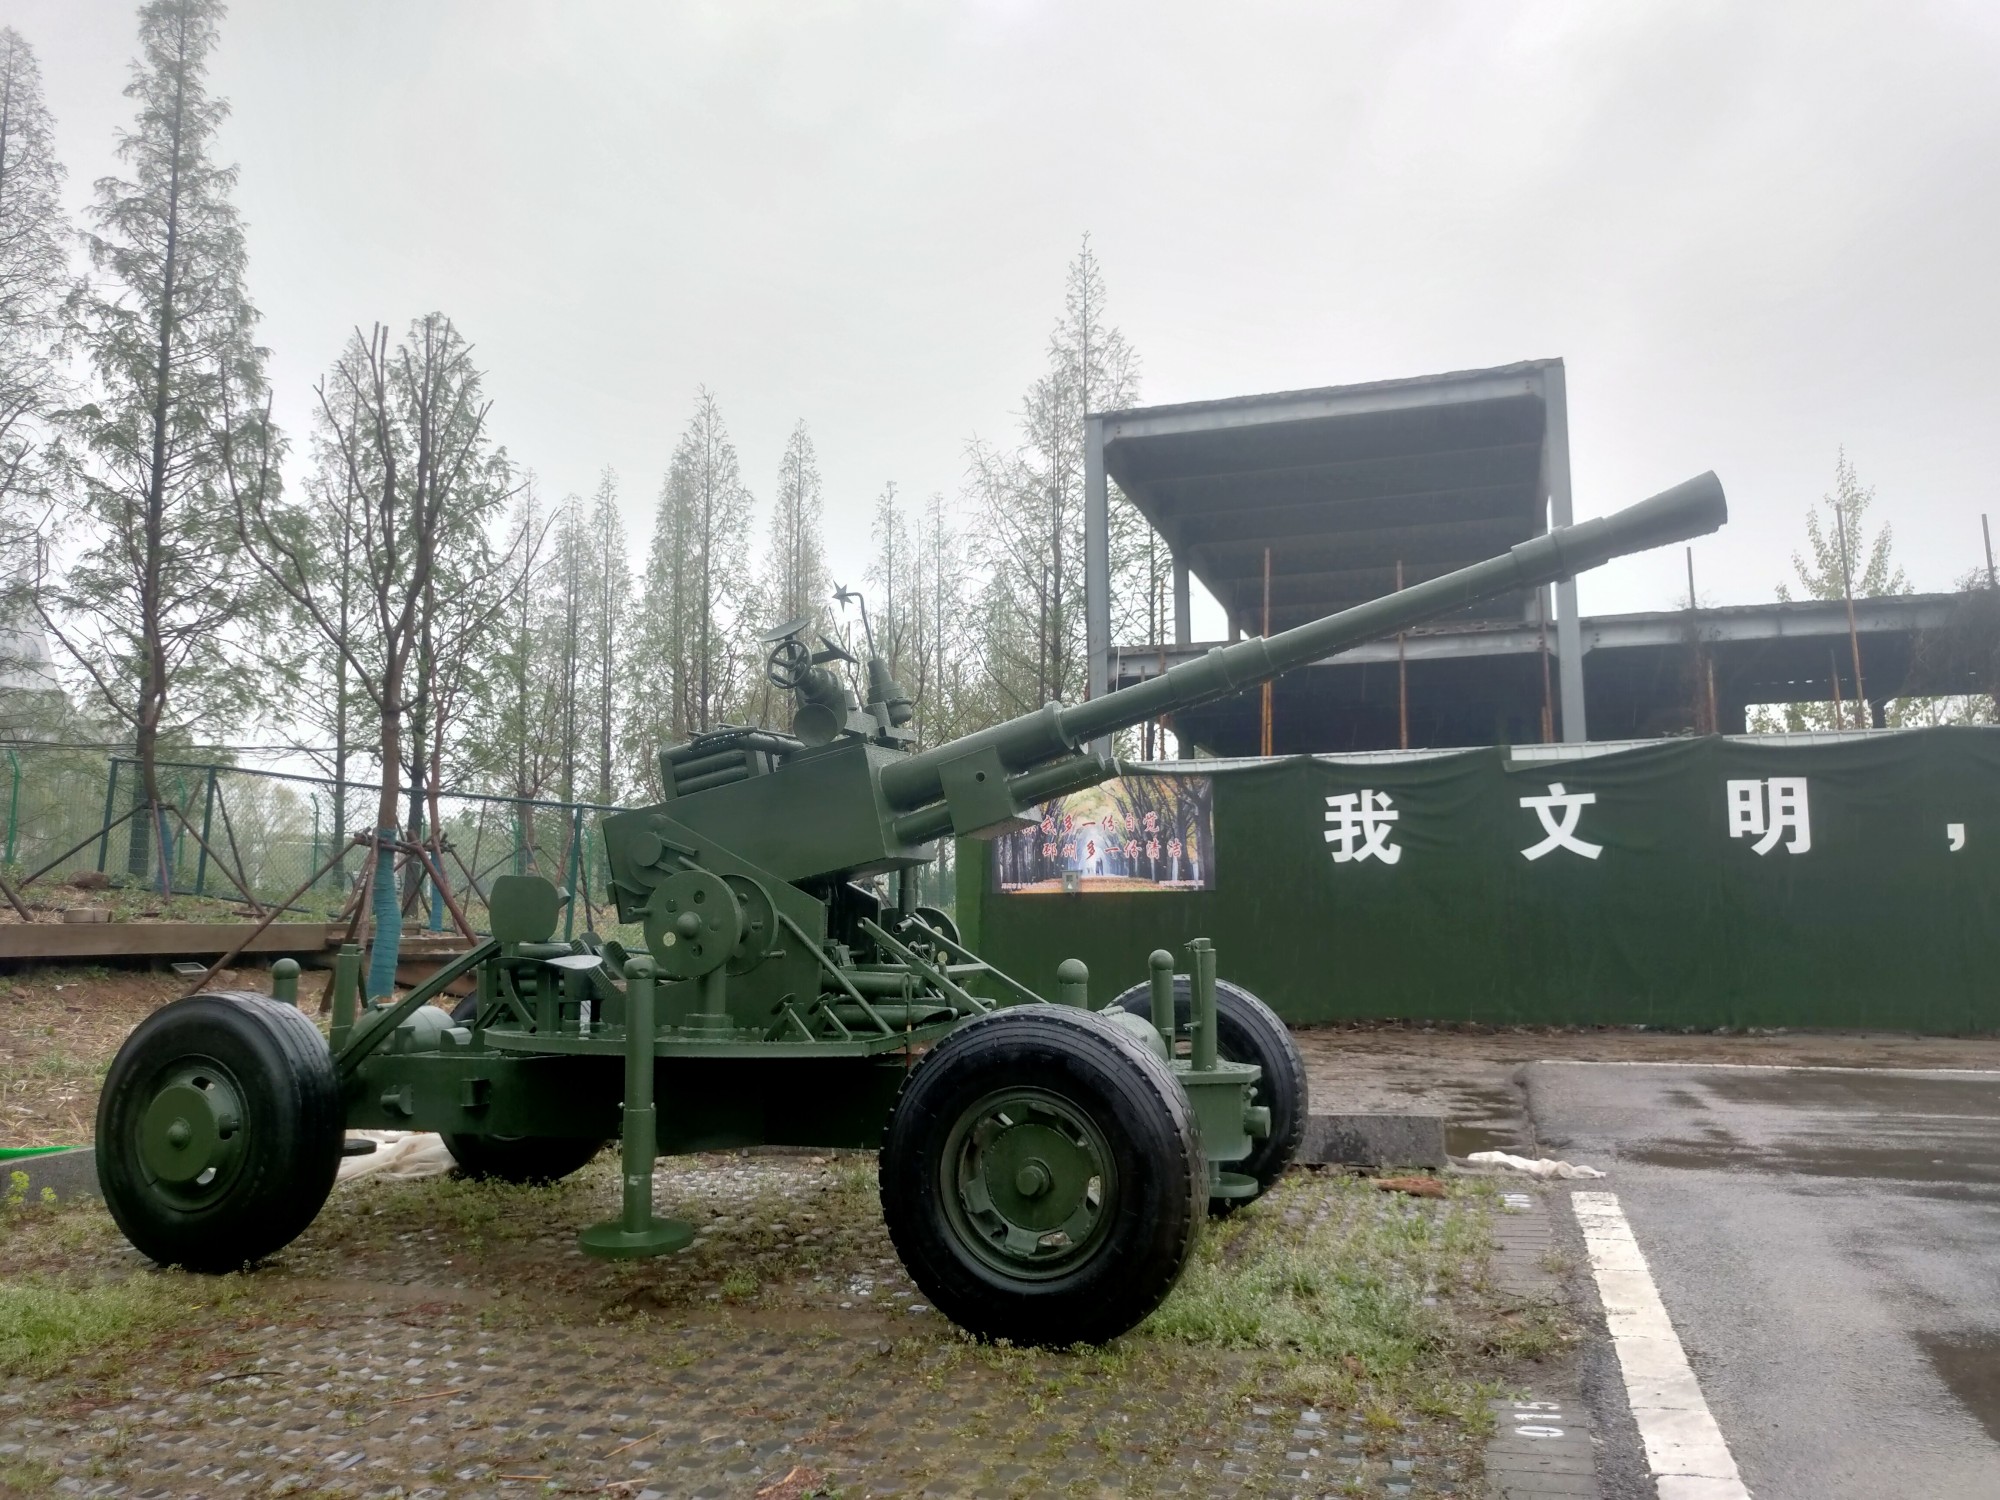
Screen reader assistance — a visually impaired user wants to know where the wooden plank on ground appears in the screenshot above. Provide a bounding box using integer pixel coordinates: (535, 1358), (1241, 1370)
(0, 922), (331, 961)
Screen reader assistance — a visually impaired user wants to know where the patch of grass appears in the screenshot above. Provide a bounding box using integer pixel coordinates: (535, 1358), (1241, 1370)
(1143, 1172), (1552, 1429)
(0, 1275), (203, 1378)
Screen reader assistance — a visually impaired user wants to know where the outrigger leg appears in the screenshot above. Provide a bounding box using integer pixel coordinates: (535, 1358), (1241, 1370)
(579, 956), (693, 1258)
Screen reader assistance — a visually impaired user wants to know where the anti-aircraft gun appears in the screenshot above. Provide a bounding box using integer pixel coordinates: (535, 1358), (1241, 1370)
(93, 471), (1726, 1346)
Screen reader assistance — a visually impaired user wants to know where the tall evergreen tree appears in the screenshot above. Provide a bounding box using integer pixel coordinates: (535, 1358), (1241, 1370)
(456, 481), (560, 862)
(747, 422), (828, 727)
(584, 468), (629, 803)
(53, 0), (276, 879)
(967, 234), (1142, 716)
(865, 481), (912, 674)
(0, 26), (67, 556)
(760, 421), (828, 627)
(628, 388), (751, 752)
(907, 491), (979, 747)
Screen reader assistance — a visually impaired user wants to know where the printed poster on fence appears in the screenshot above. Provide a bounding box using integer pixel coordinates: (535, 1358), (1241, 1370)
(991, 776), (1214, 893)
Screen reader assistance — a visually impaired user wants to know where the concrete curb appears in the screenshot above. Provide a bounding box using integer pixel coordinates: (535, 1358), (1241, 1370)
(1297, 1111), (1448, 1168)
(3, 1146), (99, 1205)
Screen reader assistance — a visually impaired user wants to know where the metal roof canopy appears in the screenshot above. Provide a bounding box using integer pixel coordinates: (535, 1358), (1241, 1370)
(1083, 359), (1591, 743)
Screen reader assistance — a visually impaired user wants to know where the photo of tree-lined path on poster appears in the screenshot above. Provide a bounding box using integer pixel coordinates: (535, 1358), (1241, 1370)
(992, 776), (1214, 893)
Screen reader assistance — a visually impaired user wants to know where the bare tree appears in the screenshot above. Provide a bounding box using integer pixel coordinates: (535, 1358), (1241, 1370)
(231, 315), (510, 995)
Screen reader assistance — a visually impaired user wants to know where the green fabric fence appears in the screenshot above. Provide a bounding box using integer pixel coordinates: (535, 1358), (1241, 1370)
(959, 727), (2000, 1033)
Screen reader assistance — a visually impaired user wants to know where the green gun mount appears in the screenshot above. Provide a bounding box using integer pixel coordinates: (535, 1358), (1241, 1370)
(94, 470), (1726, 1346)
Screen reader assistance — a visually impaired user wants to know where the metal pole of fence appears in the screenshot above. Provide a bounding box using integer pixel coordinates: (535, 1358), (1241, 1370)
(97, 759), (119, 873)
(309, 794), (321, 895)
(194, 767), (217, 897)
(3, 748), (17, 866)
(564, 805), (581, 941)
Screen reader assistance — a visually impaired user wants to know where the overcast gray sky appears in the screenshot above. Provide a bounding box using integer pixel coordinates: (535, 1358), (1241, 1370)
(14, 0), (2000, 630)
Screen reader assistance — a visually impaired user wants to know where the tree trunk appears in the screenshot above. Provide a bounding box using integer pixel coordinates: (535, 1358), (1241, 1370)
(366, 701), (403, 998)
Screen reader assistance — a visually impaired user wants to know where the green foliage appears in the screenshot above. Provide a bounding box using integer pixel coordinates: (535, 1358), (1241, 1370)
(1753, 449), (1931, 732)
(0, 23), (69, 608)
(968, 234), (1142, 716)
(1775, 449), (1909, 607)
(0, 1275), (198, 1377)
(52, 0), (278, 799)
(627, 388), (753, 758)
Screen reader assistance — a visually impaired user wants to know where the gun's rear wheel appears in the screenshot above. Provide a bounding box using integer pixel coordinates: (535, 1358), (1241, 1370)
(1110, 976), (1308, 1213)
(440, 995), (608, 1183)
(96, 991), (344, 1272)
(880, 1007), (1203, 1346)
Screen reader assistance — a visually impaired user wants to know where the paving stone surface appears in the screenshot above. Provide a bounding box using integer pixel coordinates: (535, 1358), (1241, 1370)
(1480, 1190), (1595, 1500)
(2, 1154), (1516, 1498)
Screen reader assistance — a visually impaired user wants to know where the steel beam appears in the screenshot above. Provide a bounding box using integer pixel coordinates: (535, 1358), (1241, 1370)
(1084, 415), (1111, 752)
(1542, 363), (1587, 741)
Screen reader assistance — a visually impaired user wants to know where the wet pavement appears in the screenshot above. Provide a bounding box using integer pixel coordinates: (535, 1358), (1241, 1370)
(1526, 1062), (2000, 1499)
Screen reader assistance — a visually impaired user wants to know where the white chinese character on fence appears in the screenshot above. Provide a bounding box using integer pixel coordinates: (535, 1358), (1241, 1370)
(1727, 777), (1811, 855)
(1518, 782), (1602, 861)
(1325, 789), (1402, 864)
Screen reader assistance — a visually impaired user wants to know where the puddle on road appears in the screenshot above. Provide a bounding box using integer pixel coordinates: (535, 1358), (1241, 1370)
(1918, 1332), (2000, 1444)
(1440, 1080), (1530, 1157)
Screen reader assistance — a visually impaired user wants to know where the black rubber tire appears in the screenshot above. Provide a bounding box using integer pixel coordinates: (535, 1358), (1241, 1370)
(96, 991), (344, 1272)
(879, 1006), (1204, 1346)
(1110, 976), (1308, 1212)
(440, 994), (608, 1184)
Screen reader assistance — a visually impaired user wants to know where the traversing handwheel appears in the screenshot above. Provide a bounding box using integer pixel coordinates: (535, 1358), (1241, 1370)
(97, 991), (344, 1271)
(1110, 976), (1308, 1213)
(879, 1006), (1203, 1346)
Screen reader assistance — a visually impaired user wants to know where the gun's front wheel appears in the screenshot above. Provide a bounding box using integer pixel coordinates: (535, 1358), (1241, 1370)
(97, 992), (344, 1272)
(879, 1007), (1202, 1346)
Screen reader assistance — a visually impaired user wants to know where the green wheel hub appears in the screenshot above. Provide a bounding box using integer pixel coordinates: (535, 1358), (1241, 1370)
(135, 1060), (245, 1202)
(941, 1088), (1115, 1278)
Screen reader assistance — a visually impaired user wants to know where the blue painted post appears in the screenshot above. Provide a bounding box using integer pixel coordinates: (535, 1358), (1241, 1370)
(365, 831), (401, 999)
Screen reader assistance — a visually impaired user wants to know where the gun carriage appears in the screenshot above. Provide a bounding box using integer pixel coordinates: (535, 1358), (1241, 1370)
(95, 472), (1725, 1343)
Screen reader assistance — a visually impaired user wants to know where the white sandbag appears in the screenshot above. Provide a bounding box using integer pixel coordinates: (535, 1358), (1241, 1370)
(1464, 1149), (1606, 1180)
(337, 1130), (457, 1182)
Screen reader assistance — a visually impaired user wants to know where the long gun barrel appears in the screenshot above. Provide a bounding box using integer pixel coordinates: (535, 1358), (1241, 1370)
(880, 471), (1725, 817)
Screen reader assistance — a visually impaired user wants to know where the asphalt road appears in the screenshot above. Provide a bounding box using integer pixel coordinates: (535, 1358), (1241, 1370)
(1526, 1061), (2000, 1500)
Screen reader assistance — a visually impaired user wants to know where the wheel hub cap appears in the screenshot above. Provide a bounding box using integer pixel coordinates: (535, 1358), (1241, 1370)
(138, 1070), (242, 1187)
(944, 1088), (1115, 1277)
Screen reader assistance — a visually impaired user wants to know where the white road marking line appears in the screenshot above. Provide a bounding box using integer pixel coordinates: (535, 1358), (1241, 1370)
(1537, 1059), (2000, 1077)
(1571, 1190), (1752, 1500)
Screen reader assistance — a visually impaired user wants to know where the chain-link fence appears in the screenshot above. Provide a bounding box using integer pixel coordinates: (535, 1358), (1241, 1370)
(0, 746), (956, 937)
(0, 749), (631, 940)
